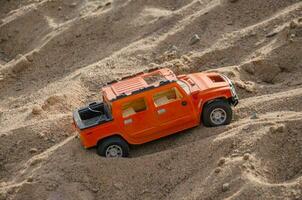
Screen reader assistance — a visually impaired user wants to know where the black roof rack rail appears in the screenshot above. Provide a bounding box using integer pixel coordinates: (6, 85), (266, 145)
(159, 79), (175, 86)
(115, 93), (127, 100)
(131, 85), (155, 95)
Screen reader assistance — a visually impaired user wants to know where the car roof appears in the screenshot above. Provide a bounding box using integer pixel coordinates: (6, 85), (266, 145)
(102, 68), (177, 101)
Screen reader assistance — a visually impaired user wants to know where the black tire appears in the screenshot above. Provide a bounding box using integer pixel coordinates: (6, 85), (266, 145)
(202, 100), (232, 127)
(97, 136), (129, 157)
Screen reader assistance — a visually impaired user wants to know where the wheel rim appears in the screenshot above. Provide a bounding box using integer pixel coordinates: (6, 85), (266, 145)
(105, 145), (123, 158)
(210, 108), (227, 125)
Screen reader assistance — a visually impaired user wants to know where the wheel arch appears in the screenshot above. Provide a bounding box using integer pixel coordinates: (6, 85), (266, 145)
(203, 96), (228, 106)
(200, 97), (233, 126)
(198, 96), (229, 122)
(96, 134), (128, 147)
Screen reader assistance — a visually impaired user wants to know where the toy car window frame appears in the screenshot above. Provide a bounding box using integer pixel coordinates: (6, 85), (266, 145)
(152, 87), (183, 107)
(176, 80), (190, 94)
(121, 97), (148, 118)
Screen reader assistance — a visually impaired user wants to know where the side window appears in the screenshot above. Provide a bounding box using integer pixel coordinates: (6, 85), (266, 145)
(153, 87), (183, 107)
(122, 97), (147, 118)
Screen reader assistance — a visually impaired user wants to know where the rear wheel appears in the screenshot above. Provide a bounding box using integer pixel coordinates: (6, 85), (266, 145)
(97, 137), (129, 158)
(202, 100), (232, 127)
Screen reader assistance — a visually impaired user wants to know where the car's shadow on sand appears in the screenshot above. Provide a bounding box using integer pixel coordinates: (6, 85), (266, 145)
(129, 125), (227, 158)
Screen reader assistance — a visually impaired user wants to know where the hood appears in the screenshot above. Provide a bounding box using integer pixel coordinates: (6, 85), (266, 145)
(186, 72), (230, 91)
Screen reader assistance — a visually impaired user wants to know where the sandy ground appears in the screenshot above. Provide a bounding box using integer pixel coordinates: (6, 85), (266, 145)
(0, 0), (302, 199)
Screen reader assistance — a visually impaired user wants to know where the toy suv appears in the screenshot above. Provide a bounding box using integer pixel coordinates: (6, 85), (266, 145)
(73, 68), (238, 157)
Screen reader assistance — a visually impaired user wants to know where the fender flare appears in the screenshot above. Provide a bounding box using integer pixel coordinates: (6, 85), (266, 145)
(96, 133), (128, 146)
(198, 96), (228, 122)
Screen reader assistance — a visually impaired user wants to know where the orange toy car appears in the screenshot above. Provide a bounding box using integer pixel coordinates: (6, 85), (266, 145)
(73, 68), (238, 157)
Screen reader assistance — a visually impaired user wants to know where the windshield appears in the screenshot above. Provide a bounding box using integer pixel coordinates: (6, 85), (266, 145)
(177, 80), (190, 94)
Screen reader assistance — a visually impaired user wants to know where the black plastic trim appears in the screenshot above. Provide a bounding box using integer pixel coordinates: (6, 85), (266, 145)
(115, 93), (127, 100)
(131, 85), (155, 95)
(159, 80), (175, 86)
(106, 80), (118, 85)
(230, 97), (239, 106)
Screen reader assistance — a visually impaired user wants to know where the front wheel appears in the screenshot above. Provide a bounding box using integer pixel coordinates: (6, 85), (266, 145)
(97, 137), (129, 158)
(202, 100), (232, 127)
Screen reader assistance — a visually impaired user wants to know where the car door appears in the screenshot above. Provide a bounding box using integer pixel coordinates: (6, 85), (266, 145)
(152, 86), (195, 134)
(120, 97), (157, 141)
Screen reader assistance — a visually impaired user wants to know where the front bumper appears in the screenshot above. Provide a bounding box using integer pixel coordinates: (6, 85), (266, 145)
(230, 96), (239, 106)
(220, 74), (239, 106)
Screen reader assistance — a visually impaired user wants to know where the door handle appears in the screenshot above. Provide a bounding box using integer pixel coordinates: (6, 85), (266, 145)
(157, 108), (166, 115)
(181, 101), (187, 106)
(124, 118), (133, 125)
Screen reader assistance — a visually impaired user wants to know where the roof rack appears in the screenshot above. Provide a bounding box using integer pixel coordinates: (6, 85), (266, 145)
(111, 79), (175, 101)
(105, 67), (163, 86)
